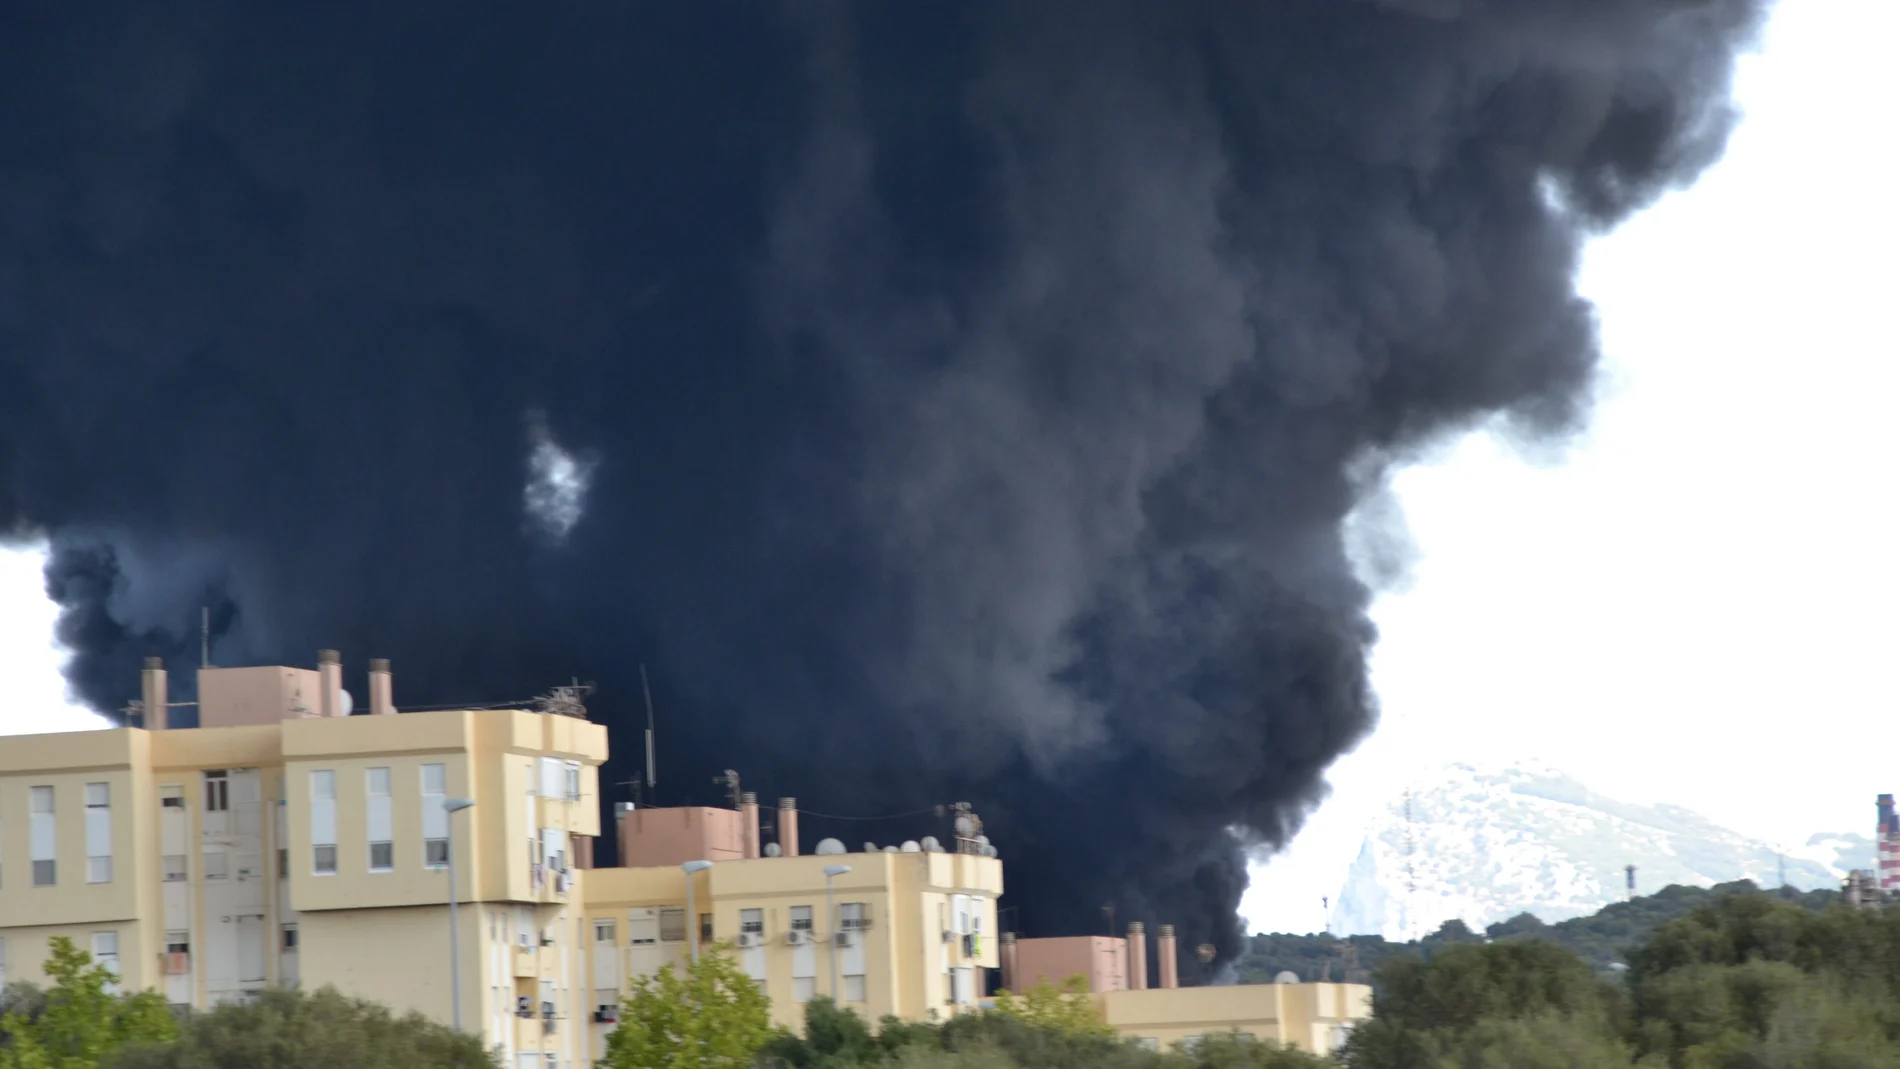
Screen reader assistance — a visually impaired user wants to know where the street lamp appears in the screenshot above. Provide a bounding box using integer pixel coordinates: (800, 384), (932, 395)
(444, 798), (476, 1032)
(682, 860), (713, 964)
(824, 864), (852, 1000)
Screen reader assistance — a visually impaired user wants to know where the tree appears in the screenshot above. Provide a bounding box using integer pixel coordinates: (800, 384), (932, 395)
(989, 975), (1113, 1039)
(602, 943), (777, 1069)
(104, 986), (492, 1069)
(0, 937), (175, 1069)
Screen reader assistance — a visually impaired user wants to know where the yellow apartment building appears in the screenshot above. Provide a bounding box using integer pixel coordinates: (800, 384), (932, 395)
(0, 652), (1003, 1069)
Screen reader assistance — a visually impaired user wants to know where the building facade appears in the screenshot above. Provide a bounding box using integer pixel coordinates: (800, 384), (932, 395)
(0, 654), (1002, 1069)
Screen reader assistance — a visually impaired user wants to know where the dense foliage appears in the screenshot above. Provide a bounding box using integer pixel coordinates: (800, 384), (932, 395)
(1342, 891), (1900, 1068)
(759, 997), (1329, 1069)
(604, 943), (777, 1069)
(1239, 880), (1839, 984)
(0, 937), (176, 1069)
(105, 987), (490, 1069)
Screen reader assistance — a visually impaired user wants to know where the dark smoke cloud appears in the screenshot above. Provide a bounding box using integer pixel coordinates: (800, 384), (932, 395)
(0, 0), (1762, 980)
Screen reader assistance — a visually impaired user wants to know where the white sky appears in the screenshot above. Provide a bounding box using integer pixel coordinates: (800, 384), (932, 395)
(2, 0), (1894, 938)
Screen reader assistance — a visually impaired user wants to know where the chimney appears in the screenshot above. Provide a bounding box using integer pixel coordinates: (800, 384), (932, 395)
(1001, 932), (1019, 992)
(140, 658), (168, 731)
(368, 658), (395, 715)
(1127, 922), (1148, 990)
(778, 798), (799, 857)
(740, 792), (760, 859)
(1157, 925), (1179, 989)
(615, 802), (635, 867)
(318, 650), (343, 717)
(571, 835), (595, 870)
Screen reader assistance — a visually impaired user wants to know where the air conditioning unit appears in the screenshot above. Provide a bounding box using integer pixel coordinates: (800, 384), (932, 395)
(737, 932), (761, 948)
(941, 930), (954, 943)
(785, 930), (808, 946)
(834, 932), (854, 948)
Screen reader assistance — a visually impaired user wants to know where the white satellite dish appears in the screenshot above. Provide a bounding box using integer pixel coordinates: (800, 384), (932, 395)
(863, 842), (879, 853)
(764, 843), (782, 857)
(883, 845), (899, 853)
(900, 840), (921, 853)
(954, 816), (974, 837)
(338, 690), (355, 716)
(814, 838), (846, 855)
(920, 836), (943, 853)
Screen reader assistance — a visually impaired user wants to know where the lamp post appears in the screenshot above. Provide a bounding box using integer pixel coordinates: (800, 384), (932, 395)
(682, 860), (713, 964)
(443, 797), (476, 1032)
(824, 864), (852, 1000)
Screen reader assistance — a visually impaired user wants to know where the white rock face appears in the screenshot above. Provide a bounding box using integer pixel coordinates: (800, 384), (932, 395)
(1330, 761), (1874, 940)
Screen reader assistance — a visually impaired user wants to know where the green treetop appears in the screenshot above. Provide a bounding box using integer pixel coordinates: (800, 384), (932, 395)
(0, 937), (175, 1069)
(602, 942), (777, 1069)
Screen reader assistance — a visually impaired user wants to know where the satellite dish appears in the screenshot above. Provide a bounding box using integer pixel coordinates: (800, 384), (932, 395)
(954, 816), (974, 837)
(764, 843), (782, 857)
(984, 845), (998, 858)
(814, 838), (846, 855)
(920, 836), (943, 853)
(1274, 971), (1300, 985)
(883, 845), (899, 853)
(974, 834), (989, 846)
(338, 690), (355, 716)
(900, 840), (921, 853)
(863, 842), (879, 853)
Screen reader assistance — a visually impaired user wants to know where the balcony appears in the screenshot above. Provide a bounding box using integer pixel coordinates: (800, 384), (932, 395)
(513, 950), (538, 978)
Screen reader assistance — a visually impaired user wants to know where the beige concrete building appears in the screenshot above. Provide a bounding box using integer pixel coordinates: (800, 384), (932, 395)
(1005, 926), (1371, 1057)
(0, 653), (1004, 1069)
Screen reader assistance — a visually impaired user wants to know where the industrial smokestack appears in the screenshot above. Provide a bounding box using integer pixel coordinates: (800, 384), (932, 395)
(1126, 922), (1147, 991)
(741, 792), (760, 859)
(1157, 925), (1178, 989)
(368, 658), (395, 716)
(317, 650), (343, 717)
(1001, 932), (1019, 992)
(778, 798), (799, 858)
(139, 657), (167, 731)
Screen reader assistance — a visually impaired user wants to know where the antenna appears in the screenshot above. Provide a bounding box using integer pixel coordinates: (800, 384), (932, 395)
(1625, 864), (1636, 901)
(200, 607), (212, 668)
(640, 663), (657, 794)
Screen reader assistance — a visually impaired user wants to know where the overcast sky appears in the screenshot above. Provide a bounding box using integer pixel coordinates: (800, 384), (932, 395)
(2, 0), (1893, 938)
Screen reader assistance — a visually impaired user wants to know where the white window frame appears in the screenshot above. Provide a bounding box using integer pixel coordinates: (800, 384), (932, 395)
(366, 767), (393, 873)
(310, 770), (337, 875)
(85, 782), (112, 884)
(422, 763), (448, 868)
(29, 786), (55, 887)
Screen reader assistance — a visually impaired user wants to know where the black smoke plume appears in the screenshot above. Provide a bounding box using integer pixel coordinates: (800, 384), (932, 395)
(0, 1), (1762, 980)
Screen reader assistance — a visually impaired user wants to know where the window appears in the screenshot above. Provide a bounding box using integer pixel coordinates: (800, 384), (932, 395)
(92, 931), (120, 979)
(700, 914), (713, 943)
(541, 828), (567, 873)
(740, 909), (763, 935)
(422, 763), (448, 868)
(86, 783), (111, 883)
(790, 905), (813, 932)
(594, 920), (615, 943)
(30, 786), (55, 886)
(793, 977), (815, 1003)
(628, 910), (658, 945)
(282, 925), (299, 951)
(538, 757), (563, 799)
(166, 932), (190, 955)
(367, 767), (392, 872)
(163, 855), (187, 882)
(204, 771), (228, 812)
(310, 771), (336, 874)
(276, 848), (288, 879)
(844, 975), (866, 1002)
(203, 849), (228, 880)
(564, 762), (581, 802)
(161, 795), (185, 809)
(840, 903), (869, 931)
(657, 908), (685, 943)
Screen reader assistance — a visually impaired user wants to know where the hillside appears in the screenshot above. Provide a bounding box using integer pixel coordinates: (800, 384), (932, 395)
(1329, 761), (1871, 939)
(1239, 879), (1840, 985)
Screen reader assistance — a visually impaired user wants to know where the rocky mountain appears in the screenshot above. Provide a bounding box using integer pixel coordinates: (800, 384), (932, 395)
(1330, 762), (1874, 940)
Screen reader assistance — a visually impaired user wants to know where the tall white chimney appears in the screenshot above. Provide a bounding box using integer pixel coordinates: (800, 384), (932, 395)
(369, 658), (395, 716)
(318, 650), (343, 717)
